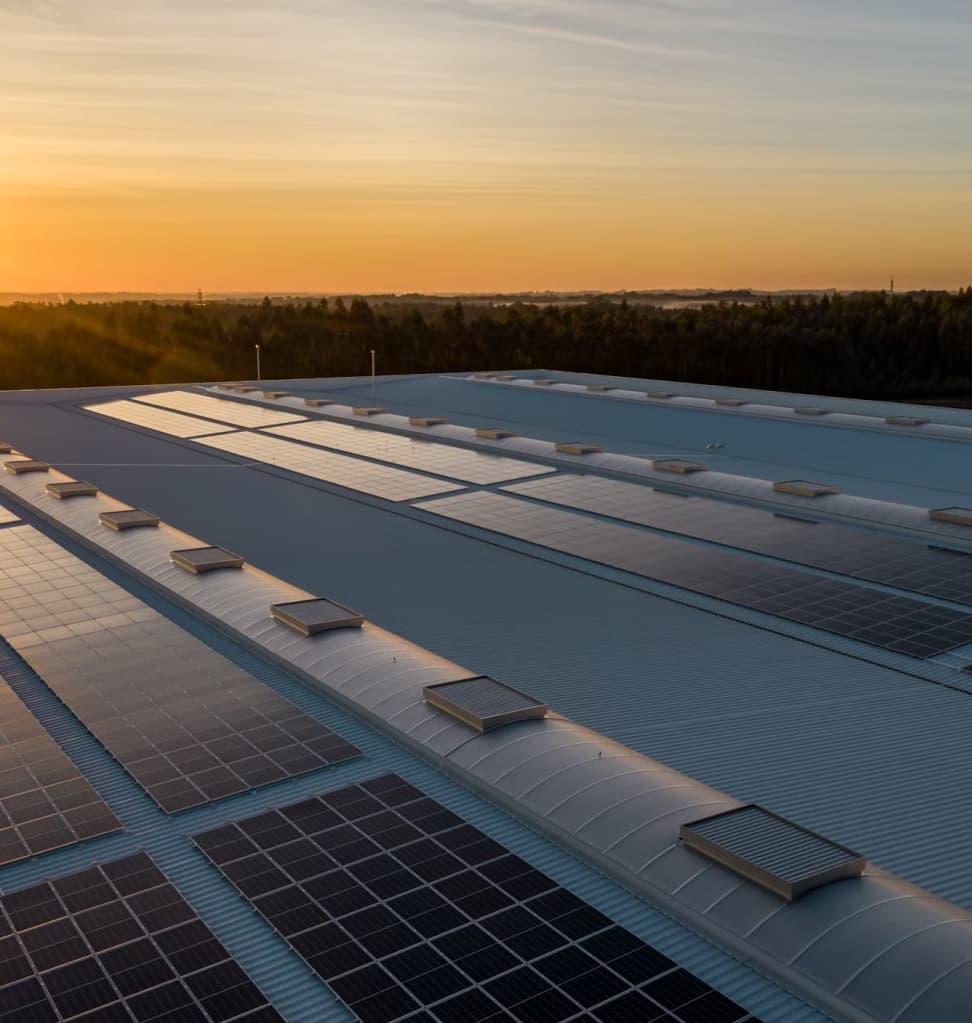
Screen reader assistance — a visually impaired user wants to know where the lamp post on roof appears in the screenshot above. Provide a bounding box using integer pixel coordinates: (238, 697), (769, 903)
(370, 349), (376, 400)
(255, 344), (261, 382)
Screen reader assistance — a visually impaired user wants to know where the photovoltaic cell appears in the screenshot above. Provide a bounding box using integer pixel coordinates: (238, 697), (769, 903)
(266, 420), (553, 485)
(195, 774), (758, 1023)
(0, 671), (120, 866)
(415, 492), (972, 659)
(134, 391), (306, 429)
(0, 525), (360, 813)
(504, 474), (972, 608)
(82, 400), (237, 439)
(194, 432), (461, 503)
(0, 852), (283, 1023)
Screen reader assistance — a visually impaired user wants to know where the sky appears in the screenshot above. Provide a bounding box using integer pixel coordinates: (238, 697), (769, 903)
(2, 0), (970, 293)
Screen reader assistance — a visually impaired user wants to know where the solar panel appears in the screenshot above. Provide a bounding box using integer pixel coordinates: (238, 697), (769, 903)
(0, 671), (120, 866)
(134, 391), (306, 428)
(424, 676), (548, 732)
(194, 774), (757, 1023)
(681, 805), (865, 902)
(0, 852), (284, 1023)
(886, 416), (927, 427)
(267, 420), (553, 486)
(474, 428), (517, 440)
(194, 431), (461, 502)
(505, 474), (972, 610)
(83, 400), (237, 439)
(0, 525), (361, 813)
(416, 492), (972, 659)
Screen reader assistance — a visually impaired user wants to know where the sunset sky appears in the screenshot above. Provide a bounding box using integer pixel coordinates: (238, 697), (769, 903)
(3, 0), (970, 293)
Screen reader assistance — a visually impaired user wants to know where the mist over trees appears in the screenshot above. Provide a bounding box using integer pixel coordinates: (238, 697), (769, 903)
(1, 291), (971, 401)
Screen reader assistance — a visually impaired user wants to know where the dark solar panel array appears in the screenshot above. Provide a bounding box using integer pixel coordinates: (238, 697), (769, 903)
(195, 773), (758, 1023)
(0, 525), (360, 813)
(415, 493), (972, 659)
(506, 474), (972, 607)
(0, 672), (120, 866)
(0, 852), (283, 1023)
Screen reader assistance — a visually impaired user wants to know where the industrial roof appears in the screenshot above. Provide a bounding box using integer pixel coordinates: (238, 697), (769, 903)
(2, 369), (972, 1023)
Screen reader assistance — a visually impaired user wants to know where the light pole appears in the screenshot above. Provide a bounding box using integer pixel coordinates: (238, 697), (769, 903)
(370, 349), (376, 400)
(255, 344), (261, 382)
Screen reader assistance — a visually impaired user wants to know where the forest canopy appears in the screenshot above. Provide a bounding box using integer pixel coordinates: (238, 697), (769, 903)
(1, 291), (971, 402)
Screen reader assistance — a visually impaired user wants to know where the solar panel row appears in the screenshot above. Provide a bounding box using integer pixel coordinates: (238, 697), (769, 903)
(195, 773), (757, 1023)
(266, 420), (552, 486)
(0, 852), (283, 1023)
(82, 401), (236, 440)
(0, 525), (360, 813)
(133, 392), (305, 430)
(194, 432), (461, 503)
(505, 475), (972, 608)
(0, 671), (120, 867)
(414, 492), (972, 659)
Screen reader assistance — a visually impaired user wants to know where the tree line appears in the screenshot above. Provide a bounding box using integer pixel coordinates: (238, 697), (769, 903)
(1, 290), (971, 401)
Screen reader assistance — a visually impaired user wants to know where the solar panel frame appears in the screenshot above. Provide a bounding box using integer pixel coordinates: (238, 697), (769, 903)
(266, 419), (554, 486)
(0, 525), (361, 813)
(416, 491), (972, 658)
(194, 774), (757, 1023)
(194, 431), (462, 502)
(0, 852), (284, 1023)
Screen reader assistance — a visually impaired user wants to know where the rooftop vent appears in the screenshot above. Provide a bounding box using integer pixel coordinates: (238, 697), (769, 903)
(0, 443), (13, 454)
(495, 375), (517, 382)
(555, 442), (603, 455)
(170, 546), (244, 574)
(424, 676), (548, 732)
(475, 427), (518, 440)
(472, 372), (496, 379)
(794, 407), (830, 416)
(271, 598), (364, 635)
(5, 460), (49, 475)
(262, 390), (291, 399)
(715, 398), (748, 407)
(409, 417), (447, 427)
(352, 407), (386, 416)
(99, 509), (160, 531)
(534, 378), (558, 386)
(587, 384), (612, 392)
(652, 459), (709, 474)
(681, 804), (865, 902)
(230, 385), (260, 393)
(645, 391), (675, 399)
(773, 480), (841, 498)
(886, 416), (928, 427)
(304, 398), (337, 407)
(930, 507), (972, 528)
(46, 481), (98, 500)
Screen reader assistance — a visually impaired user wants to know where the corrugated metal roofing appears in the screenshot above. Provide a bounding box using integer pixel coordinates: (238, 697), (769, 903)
(7, 459), (972, 1022)
(5, 373), (972, 1021)
(0, 497), (821, 1023)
